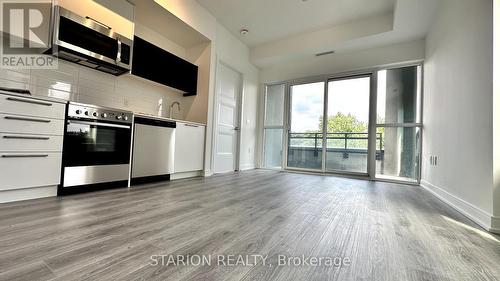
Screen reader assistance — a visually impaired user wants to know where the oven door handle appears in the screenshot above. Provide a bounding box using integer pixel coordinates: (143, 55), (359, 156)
(68, 120), (131, 129)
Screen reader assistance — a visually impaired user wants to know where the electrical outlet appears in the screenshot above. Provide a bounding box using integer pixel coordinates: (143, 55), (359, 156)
(430, 155), (438, 166)
(123, 98), (129, 107)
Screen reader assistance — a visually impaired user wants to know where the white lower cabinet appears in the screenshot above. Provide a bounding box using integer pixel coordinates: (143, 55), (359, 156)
(0, 93), (66, 203)
(174, 122), (205, 174)
(0, 153), (62, 191)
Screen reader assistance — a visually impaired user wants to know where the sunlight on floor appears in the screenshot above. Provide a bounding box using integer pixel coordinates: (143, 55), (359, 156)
(442, 216), (499, 243)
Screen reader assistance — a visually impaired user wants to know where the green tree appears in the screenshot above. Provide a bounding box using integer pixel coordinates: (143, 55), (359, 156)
(320, 113), (367, 133)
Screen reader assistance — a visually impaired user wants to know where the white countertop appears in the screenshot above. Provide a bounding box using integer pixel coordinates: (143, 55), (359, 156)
(134, 113), (206, 127)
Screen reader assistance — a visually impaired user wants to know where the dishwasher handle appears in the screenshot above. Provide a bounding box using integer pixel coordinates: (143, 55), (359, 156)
(134, 117), (176, 128)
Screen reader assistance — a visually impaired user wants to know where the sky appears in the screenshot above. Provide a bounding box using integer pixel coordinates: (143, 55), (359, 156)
(290, 76), (376, 132)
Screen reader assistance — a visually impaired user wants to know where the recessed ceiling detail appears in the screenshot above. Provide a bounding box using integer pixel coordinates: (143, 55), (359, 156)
(196, 0), (439, 68)
(196, 0), (396, 47)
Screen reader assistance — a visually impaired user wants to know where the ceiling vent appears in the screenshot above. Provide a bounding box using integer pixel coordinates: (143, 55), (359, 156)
(315, 50), (335, 57)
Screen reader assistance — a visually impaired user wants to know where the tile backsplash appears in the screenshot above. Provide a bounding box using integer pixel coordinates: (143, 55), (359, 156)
(0, 60), (190, 119)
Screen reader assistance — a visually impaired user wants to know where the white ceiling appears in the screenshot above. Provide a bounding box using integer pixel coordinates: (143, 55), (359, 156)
(196, 0), (396, 47)
(196, 0), (439, 68)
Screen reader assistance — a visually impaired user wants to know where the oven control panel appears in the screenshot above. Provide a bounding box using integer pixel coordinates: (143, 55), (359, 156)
(67, 103), (133, 124)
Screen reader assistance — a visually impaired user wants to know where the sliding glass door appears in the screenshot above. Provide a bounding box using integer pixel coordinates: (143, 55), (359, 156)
(326, 76), (371, 174)
(263, 84), (285, 169)
(266, 63), (423, 183)
(285, 77), (372, 175)
(287, 82), (325, 170)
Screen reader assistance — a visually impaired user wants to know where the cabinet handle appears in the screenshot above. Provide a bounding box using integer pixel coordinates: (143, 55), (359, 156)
(4, 116), (51, 123)
(1, 154), (49, 158)
(6, 97), (52, 106)
(184, 124), (199, 128)
(2, 135), (50, 140)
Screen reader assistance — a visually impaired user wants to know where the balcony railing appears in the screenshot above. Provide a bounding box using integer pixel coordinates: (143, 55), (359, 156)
(288, 132), (384, 158)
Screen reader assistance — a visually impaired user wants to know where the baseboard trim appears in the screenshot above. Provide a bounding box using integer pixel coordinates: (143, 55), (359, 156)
(420, 180), (493, 232)
(239, 165), (256, 171)
(171, 171), (204, 180)
(491, 216), (500, 234)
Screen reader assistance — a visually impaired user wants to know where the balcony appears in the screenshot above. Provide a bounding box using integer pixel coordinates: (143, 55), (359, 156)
(287, 132), (383, 173)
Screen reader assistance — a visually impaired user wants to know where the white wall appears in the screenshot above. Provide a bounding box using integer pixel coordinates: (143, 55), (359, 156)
(422, 0), (496, 230)
(214, 23), (260, 170)
(148, 1), (260, 173)
(154, 0), (217, 41)
(260, 39), (425, 83)
(186, 42), (212, 124)
(493, 0), (500, 232)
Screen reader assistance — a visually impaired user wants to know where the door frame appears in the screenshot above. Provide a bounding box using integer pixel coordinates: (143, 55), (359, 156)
(211, 59), (244, 174)
(325, 73), (374, 177)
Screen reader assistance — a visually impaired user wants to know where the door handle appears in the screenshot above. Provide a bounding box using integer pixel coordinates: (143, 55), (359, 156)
(4, 116), (51, 123)
(234, 127), (240, 131)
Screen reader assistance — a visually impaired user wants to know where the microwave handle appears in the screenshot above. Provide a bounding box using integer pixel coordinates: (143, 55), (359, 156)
(116, 38), (122, 63)
(85, 16), (112, 30)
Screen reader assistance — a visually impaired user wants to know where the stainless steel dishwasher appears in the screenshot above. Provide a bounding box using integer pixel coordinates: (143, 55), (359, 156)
(131, 116), (176, 185)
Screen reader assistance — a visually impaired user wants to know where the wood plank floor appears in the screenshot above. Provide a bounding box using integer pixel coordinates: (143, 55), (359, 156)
(0, 170), (499, 281)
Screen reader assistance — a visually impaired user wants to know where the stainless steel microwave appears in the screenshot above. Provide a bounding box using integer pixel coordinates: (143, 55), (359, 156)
(51, 6), (133, 75)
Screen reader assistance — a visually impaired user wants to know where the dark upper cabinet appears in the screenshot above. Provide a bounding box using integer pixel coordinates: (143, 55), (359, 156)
(132, 36), (198, 96)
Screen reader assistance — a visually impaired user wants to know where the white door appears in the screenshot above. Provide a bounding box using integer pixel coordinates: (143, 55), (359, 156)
(213, 63), (242, 174)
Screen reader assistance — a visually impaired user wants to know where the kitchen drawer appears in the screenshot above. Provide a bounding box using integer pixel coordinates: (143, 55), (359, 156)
(0, 113), (64, 136)
(0, 94), (66, 120)
(0, 152), (62, 191)
(0, 133), (63, 152)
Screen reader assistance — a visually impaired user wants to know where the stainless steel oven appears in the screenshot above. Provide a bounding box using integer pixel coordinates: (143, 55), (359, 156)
(61, 103), (133, 192)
